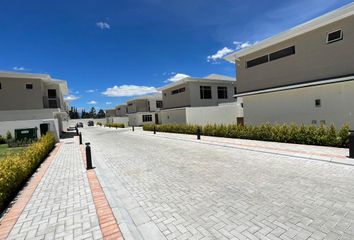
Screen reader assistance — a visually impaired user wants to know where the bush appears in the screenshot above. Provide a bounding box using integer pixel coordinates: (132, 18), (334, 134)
(96, 122), (103, 126)
(143, 123), (350, 148)
(104, 123), (125, 128)
(0, 133), (56, 212)
(5, 131), (13, 141)
(0, 135), (5, 144)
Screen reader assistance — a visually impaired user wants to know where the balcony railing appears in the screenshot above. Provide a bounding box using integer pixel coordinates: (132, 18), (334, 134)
(43, 96), (61, 109)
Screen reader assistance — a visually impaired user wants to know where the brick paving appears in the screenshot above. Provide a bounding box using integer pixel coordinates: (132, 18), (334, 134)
(5, 138), (103, 240)
(83, 126), (354, 240)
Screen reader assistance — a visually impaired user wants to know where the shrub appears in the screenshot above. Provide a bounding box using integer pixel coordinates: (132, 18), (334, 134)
(0, 135), (5, 144)
(143, 123), (350, 148)
(96, 122), (103, 126)
(0, 133), (56, 212)
(104, 123), (125, 128)
(5, 131), (13, 141)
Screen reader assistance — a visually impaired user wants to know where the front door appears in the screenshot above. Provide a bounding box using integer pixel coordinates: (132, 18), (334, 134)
(155, 114), (159, 124)
(40, 123), (49, 136)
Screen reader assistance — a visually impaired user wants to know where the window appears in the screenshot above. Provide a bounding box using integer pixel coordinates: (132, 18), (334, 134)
(269, 46), (295, 61)
(312, 120), (317, 125)
(246, 55), (268, 68)
(48, 89), (57, 98)
(217, 86), (228, 99)
(234, 87), (237, 94)
(171, 87), (185, 95)
(0, 83), (2, 89)
(128, 103), (133, 106)
(327, 29), (343, 44)
(156, 100), (163, 108)
(142, 114), (152, 122)
(200, 86), (212, 99)
(315, 99), (321, 107)
(241, 103), (244, 108)
(48, 99), (58, 108)
(26, 83), (33, 89)
(320, 120), (326, 125)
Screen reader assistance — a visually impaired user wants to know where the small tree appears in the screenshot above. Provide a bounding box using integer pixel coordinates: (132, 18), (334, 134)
(6, 131), (13, 141)
(96, 109), (106, 119)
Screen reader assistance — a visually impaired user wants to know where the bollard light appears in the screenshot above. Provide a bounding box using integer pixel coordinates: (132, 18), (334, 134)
(132, 126), (135, 132)
(349, 131), (354, 159)
(85, 143), (93, 170)
(154, 125), (156, 134)
(197, 127), (201, 140)
(79, 132), (83, 145)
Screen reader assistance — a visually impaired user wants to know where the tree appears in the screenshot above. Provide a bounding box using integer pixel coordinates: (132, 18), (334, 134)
(96, 109), (106, 119)
(89, 107), (97, 118)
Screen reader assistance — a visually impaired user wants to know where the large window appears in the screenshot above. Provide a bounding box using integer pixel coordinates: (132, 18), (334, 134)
(26, 83), (33, 89)
(200, 86), (212, 99)
(246, 55), (268, 68)
(48, 89), (57, 98)
(171, 87), (185, 95)
(327, 29), (343, 44)
(142, 114), (152, 122)
(156, 100), (163, 108)
(217, 86), (228, 99)
(269, 46), (295, 61)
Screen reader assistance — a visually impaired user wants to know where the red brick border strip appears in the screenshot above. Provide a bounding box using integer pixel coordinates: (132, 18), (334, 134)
(80, 144), (124, 240)
(0, 142), (62, 240)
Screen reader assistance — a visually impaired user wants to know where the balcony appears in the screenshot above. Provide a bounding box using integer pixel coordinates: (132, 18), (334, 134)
(43, 96), (61, 109)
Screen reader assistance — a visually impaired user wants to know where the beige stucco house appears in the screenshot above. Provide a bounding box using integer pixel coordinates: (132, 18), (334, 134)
(225, 3), (354, 128)
(126, 94), (163, 126)
(0, 71), (69, 140)
(160, 74), (244, 126)
(105, 104), (129, 126)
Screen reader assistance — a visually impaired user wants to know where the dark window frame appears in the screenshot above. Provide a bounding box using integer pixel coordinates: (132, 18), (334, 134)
(48, 89), (57, 98)
(326, 29), (343, 44)
(26, 83), (33, 90)
(142, 114), (152, 122)
(217, 86), (228, 99)
(171, 87), (186, 95)
(246, 55), (269, 68)
(200, 86), (212, 99)
(156, 100), (163, 108)
(0, 83), (2, 89)
(269, 46), (295, 61)
(315, 99), (321, 107)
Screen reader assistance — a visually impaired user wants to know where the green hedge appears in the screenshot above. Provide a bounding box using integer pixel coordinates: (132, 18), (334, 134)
(143, 123), (350, 148)
(104, 123), (125, 128)
(0, 133), (56, 212)
(96, 122), (103, 126)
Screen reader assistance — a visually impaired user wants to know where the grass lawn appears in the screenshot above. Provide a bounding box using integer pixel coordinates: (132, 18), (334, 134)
(0, 144), (26, 161)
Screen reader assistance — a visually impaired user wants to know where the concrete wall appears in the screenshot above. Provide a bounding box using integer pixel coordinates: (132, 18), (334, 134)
(161, 108), (187, 124)
(0, 77), (44, 110)
(128, 112), (160, 126)
(0, 109), (62, 121)
(243, 80), (354, 128)
(69, 118), (106, 127)
(116, 105), (127, 116)
(236, 15), (354, 93)
(162, 83), (191, 109)
(186, 103), (244, 126)
(106, 117), (129, 126)
(0, 118), (60, 141)
(189, 81), (236, 107)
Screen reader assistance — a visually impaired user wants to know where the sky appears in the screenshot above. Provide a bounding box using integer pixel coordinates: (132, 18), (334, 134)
(0, 0), (352, 111)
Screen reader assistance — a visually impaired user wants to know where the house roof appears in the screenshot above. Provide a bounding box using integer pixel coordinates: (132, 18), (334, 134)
(234, 75), (354, 97)
(158, 74), (235, 91)
(224, 2), (354, 62)
(126, 93), (162, 103)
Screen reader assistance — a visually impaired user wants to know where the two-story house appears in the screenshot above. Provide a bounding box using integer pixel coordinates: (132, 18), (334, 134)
(159, 74), (244, 125)
(105, 104), (129, 126)
(126, 93), (163, 126)
(0, 71), (69, 141)
(225, 3), (354, 128)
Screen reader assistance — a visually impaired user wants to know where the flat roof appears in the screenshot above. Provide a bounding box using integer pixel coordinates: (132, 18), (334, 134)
(126, 93), (162, 103)
(234, 75), (354, 97)
(225, 2), (354, 62)
(158, 74), (235, 91)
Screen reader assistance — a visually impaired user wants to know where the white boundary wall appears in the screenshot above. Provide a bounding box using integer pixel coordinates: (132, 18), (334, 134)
(243, 80), (354, 128)
(106, 117), (129, 126)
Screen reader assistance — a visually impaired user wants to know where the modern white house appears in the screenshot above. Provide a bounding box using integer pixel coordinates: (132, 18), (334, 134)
(105, 104), (129, 126)
(127, 94), (163, 126)
(159, 74), (244, 126)
(225, 3), (354, 128)
(0, 71), (69, 141)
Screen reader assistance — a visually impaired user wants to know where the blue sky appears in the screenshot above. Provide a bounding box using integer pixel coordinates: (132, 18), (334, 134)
(0, 0), (352, 110)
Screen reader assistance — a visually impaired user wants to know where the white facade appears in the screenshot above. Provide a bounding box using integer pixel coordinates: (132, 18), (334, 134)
(106, 117), (129, 126)
(242, 80), (354, 128)
(128, 112), (161, 126)
(161, 102), (244, 126)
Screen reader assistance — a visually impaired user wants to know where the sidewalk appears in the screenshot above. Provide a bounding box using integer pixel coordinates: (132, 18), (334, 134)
(1, 137), (103, 240)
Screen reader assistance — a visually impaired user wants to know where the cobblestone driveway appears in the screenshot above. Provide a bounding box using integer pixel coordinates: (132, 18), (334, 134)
(83, 127), (354, 240)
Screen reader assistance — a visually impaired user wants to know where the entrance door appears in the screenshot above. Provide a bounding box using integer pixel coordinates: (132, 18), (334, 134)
(237, 117), (244, 126)
(155, 114), (159, 124)
(40, 123), (49, 136)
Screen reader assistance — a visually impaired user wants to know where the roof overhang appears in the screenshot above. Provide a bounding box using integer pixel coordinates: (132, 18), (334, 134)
(225, 2), (354, 62)
(158, 77), (235, 91)
(234, 75), (354, 97)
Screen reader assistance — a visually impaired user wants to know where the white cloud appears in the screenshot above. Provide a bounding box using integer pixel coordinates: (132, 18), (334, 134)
(64, 95), (80, 101)
(13, 66), (29, 71)
(106, 102), (112, 105)
(96, 22), (110, 29)
(207, 41), (257, 63)
(207, 47), (233, 62)
(165, 73), (190, 83)
(102, 85), (158, 97)
(85, 89), (98, 93)
(87, 100), (98, 105)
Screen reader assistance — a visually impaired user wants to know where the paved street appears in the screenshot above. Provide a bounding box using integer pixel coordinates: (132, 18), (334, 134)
(82, 126), (354, 240)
